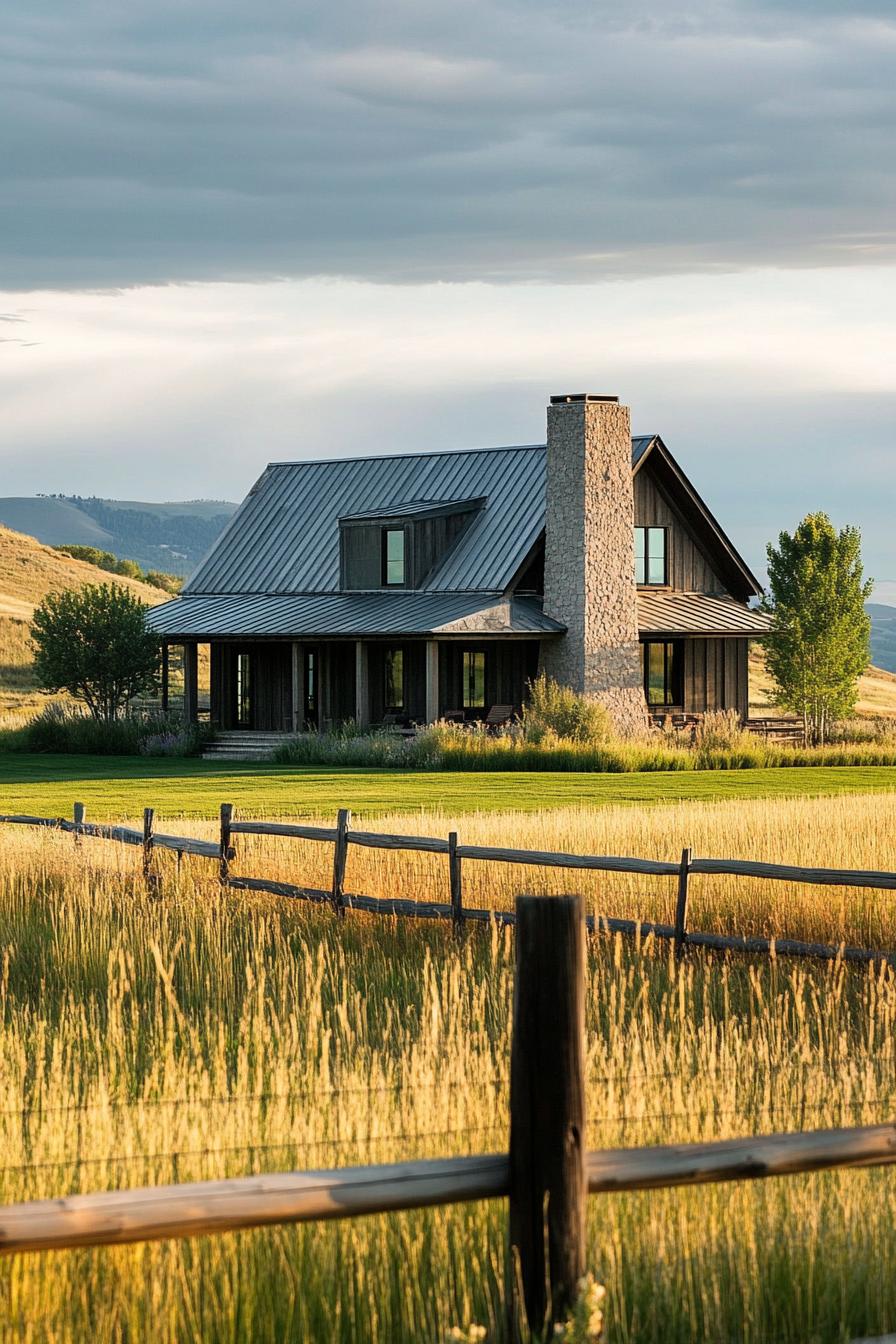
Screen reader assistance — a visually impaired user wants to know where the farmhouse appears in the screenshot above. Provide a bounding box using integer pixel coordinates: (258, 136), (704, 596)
(147, 393), (770, 734)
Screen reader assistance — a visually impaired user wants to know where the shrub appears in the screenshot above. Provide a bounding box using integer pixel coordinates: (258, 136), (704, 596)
(828, 715), (896, 746)
(54, 546), (182, 594)
(521, 674), (612, 744)
(144, 570), (183, 595)
(24, 704), (206, 756)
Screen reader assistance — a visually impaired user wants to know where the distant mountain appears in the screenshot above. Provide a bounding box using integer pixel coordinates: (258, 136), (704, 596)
(868, 602), (896, 674)
(0, 496), (237, 577)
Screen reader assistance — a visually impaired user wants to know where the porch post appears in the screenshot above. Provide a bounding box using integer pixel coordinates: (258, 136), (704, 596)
(355, 641), (369, 727)
(161, 643), (169, 713)
(291, 642), (304, 733)
(425, 640), (439, 724)
(183, 643), (199, 724)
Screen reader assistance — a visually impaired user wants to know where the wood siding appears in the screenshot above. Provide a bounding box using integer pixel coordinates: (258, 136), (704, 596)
(211, 643), (292, 730)
(340, 509), (477, 590)
(634, 465), (726, 594)
(439, 641), (540, 718)
(682, 638), (749, 717)
(341, 523), (387, 589)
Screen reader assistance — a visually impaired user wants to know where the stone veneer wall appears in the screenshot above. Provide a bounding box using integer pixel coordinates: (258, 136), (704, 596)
(540, 397), (646, 735)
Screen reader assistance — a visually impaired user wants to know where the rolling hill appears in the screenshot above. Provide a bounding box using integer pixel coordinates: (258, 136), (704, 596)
(0, 525), (168, 722)
(749, 645), (896, 718)
(0, 496), (236, 577)
(868, 602), (896, 674)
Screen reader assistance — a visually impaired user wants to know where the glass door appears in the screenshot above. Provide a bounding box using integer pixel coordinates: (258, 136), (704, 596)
(304, 648), (318, 728)
(236, 650), (253, 727)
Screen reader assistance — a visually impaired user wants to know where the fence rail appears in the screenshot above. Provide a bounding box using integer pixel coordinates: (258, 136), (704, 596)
(1, 1122), (894, 1256)
(3, 802), (896, 968)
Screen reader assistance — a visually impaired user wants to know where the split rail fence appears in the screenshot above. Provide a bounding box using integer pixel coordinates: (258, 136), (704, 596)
(1, 893), (896, 1339)
(3, 801), (896, 969)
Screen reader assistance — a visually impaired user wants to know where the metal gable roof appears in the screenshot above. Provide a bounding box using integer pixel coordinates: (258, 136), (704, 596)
(186, 440), (658, 597)
(146, 591), (566, 639)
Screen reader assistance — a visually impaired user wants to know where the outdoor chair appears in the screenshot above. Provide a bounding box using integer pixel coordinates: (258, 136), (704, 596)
(483, 704), (515, 732)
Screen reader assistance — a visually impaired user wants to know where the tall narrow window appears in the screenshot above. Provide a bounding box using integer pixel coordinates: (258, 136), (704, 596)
(236, 652), (252, 726)
(383, 528), (406, 586)
(384, 647), (404, 709)
(634, 527), (667, 585)
(304, 649), (317, 725)
(462, 650), (486, 708)
(640, 641), (682, 706)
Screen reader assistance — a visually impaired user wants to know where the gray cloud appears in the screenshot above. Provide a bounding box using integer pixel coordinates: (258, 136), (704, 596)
(2, 0), (895, 288)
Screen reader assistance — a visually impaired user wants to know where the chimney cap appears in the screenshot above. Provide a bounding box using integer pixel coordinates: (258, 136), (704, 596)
(550, 393), (619, 405)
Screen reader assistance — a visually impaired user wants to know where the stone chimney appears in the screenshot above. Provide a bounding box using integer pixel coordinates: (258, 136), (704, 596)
(540, 393), (646, 734)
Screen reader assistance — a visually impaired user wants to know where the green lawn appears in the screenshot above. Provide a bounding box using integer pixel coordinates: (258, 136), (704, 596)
(0, 753), (894, 820)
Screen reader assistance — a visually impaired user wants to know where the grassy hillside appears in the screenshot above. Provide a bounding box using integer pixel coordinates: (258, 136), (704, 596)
(0, 525), (167, 722)
(750, 644), (896, 717)
(868, 602), (896, 673)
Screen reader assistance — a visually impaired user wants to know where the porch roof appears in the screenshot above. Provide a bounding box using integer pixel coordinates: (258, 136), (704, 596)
(637, 591), (772, 638)
(146, 591), (566, 640)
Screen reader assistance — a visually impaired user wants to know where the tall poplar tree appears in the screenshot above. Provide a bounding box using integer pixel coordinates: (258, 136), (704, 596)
(763, 513), (872, 744)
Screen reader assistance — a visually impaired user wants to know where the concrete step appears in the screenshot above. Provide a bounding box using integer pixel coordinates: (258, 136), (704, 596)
(202, 749), (282, 762)
(202, 729), (297, 762)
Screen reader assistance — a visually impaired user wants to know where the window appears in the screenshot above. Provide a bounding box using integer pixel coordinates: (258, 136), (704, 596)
(635, 527), (667, 585)
(382, 528), (406, 586)
(641, 641), (682, 706)
(384, 647), (404, 709)
(462, 650), (486, 708)
(236, 652), (251, 725)
(304, 649), (317, 725)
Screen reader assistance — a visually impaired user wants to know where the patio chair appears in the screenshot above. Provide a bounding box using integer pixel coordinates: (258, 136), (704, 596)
(483, 704), (515, 732)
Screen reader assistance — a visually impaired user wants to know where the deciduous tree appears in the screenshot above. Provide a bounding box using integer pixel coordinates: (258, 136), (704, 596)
(763, 513), (871, 743)
(31, 584), (159, 722)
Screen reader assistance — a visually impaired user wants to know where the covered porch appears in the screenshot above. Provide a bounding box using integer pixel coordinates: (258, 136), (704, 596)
(162, 636), (543, 733)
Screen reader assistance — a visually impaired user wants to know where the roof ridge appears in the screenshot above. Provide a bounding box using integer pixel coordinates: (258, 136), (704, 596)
(267, 436), (657, 471)
(267, 443), (547, 469)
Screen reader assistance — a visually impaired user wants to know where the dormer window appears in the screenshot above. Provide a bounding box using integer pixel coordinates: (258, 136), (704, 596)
(382, 528), (406, 586)
(340, 496), (486, 592)
(635, 526), (667, 585)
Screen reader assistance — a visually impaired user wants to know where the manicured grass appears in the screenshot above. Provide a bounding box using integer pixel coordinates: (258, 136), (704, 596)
(1, 752), (895, 819)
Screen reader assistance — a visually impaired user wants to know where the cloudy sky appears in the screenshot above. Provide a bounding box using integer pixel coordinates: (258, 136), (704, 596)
(1, 0), (894, 579)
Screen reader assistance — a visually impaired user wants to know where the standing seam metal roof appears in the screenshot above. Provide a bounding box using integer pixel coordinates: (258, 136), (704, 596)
(186, 440), (657, 597)
(146, 592), (566, 638)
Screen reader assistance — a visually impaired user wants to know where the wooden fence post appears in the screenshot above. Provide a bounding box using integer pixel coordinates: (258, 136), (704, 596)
(219, 804), (233, 887)
(142, 808), (160, 897)
(507, 894), (587, 1340)
(331, 809), (351, 917)
(448, 831), (463, 935)
(72, 802), (85, 848)
(674, 847), (692, 960)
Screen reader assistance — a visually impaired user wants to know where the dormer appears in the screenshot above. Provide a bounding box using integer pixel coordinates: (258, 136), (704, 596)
(339, 497), (487, 591)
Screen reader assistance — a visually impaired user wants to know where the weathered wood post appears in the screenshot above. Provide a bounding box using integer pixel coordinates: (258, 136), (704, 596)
(674, 846), (692, 960)
(508, 894), (587, 1340)
(331, 808), (351, 917)
(448, 831), (464, 935)
(219, 803), (234, 888)
(142, 808), (160, 897)
(72, 802), (85, 849)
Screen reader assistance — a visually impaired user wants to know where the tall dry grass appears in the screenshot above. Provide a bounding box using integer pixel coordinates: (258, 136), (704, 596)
(130, 790), (896, 950)
(1, 794), (896, 1340)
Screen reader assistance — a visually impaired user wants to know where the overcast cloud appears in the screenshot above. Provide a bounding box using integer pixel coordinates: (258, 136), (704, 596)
(0, 0), (893, 584)
(2, 0), (896, 287)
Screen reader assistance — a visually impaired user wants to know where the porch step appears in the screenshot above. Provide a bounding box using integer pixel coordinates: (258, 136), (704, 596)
(202, 730), (296, 763)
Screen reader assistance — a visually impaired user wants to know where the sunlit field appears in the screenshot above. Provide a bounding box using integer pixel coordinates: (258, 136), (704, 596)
(2, 793), (896, 1341)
